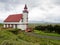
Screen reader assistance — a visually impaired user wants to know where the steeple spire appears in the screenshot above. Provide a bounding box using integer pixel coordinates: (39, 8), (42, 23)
(23, 4), (28, 13)
(24, 4), (27, 9)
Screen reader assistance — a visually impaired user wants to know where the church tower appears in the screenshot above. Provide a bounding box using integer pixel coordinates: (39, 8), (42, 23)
(23, 4), (28, 23)
(22, 4), (28, 30)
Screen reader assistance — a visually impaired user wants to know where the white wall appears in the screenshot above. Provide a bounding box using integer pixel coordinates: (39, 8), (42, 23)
(4, 21), (27, 30)
(23, 13), (28, 23)
(17, 24), (27, 30)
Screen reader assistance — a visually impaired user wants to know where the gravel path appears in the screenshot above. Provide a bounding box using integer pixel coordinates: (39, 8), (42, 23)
(25, 32), (60, 40)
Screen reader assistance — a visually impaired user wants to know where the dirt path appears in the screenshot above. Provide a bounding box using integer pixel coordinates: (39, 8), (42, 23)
(24, 32), (60, 40)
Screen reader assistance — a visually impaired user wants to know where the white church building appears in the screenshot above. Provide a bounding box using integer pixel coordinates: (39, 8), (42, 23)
(3, 5), (28, 30)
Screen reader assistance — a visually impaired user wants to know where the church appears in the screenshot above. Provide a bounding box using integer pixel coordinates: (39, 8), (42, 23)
(3, 5), (28, 30)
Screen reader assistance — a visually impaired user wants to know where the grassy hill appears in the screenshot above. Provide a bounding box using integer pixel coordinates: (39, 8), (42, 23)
(0, 30), (35, 45)
(0, 23), (60, 45)
(0, 30), (60, 45)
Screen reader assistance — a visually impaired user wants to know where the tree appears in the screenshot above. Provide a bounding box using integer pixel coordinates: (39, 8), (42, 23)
(34, 25), (46, 31)
(46, 25), (53, 32)
(54, 25), (60, 34)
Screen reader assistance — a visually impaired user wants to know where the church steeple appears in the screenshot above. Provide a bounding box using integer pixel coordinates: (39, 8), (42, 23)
(24, 4), (27, 9)
(22, 4), (28, 30)
(23, 4), (28, 13)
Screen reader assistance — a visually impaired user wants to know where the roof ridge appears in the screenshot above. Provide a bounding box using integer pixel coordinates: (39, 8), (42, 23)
(9, 14), (23, 15)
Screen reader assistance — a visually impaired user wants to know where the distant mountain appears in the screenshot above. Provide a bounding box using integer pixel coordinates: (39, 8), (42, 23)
(28, 21), (60, 24)
(28, 21), (48, 23)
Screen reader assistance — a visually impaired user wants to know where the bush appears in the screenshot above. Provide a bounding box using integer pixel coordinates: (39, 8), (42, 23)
(34, 26), (46, 31)
(54, 25), (60, 34)
(46, 25), (54, 32)
(34, 25), (60, 34)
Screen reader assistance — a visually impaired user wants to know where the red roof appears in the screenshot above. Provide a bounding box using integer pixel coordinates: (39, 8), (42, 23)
(4, 14), (23, 22)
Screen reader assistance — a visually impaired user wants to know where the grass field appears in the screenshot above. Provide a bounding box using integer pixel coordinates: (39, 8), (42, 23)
(0, 23), (60, 45)
(34, 30), (60, 37)
(0, 30), (35, 45)
(17, 32), (60, 45)
(0, 30), (60, 45)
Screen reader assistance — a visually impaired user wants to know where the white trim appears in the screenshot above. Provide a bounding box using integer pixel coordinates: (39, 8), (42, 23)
(4, 22), (28, 24)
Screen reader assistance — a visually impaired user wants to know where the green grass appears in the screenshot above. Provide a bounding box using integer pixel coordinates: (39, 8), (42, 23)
(17, 31), (60, 45)
(0, 23), (3, 26)
(34, 30), (60, 37)
(0, 30), (60, 45)
(0, 30), (35, 45)
(0, 24), (60, 45)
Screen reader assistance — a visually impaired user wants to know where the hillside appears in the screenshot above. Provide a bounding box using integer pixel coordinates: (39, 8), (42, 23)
(0, 30), (60, 45)
(0, 24), (60, 45)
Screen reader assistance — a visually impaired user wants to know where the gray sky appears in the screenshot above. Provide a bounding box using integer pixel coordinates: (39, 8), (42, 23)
(0, 0), (60, 23)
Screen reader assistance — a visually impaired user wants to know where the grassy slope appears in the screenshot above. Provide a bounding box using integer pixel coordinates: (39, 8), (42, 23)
(17, 32), (60, 45)
(0, 24), (60, 45)
(0, 30), (60, 45)
(0, 30), (34, 45)
(34, 30), (60, 37)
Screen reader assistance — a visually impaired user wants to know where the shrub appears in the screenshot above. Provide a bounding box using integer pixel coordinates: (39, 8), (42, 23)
(34, 26), (46, 31)
(54, 25), (60, 34)
(34, 25), (60, 34)
(46, 25), (54, 32)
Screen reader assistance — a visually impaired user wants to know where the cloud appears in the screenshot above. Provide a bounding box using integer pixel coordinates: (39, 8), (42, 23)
(51, 0), (60, 5)
(0, 0), (60, 23)
(29, 0), (60, 23)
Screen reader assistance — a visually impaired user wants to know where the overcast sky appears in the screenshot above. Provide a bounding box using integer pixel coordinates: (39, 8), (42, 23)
(0, 0), (60, 23)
